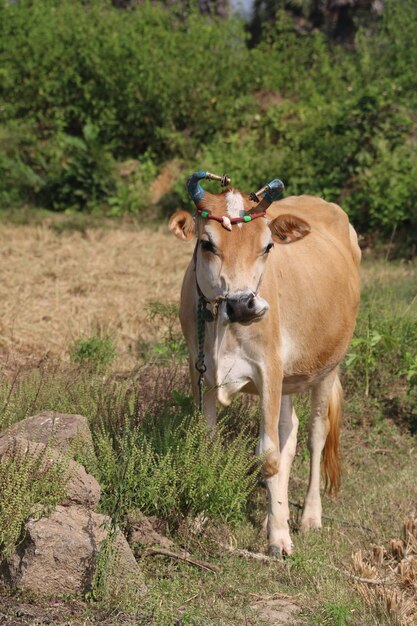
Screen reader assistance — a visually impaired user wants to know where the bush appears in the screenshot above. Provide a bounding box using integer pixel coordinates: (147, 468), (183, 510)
(0, 0), (416, 244)
(93, 413), (258, 526)
(0, 444), (67, 561)
(140, 301), (187, 363)
(70, 333), (117, 371)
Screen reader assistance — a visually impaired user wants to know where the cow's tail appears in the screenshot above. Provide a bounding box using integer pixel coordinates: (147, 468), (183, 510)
(322, 374), (343, 496)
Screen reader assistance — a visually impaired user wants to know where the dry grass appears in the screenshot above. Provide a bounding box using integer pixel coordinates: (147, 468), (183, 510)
(0, 222), (192, 371)
(1, 221), (415, 376)
(352, 516), (417, 625)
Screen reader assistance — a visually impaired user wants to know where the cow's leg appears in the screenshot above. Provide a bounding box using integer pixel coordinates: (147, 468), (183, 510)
(267, 396), (298, 554)
(259, 381), (295, 557)
(301, 371), (341, 532)
(189, 358), (217, 427)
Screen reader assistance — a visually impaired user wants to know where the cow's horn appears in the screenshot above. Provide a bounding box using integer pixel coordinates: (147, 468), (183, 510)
(250, 179), (284, 213)
(187, 171), (231, 206)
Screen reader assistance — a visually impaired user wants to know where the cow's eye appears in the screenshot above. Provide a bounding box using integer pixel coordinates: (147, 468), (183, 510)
(200, 239), (216, 253)
(264, 242), (274, 255)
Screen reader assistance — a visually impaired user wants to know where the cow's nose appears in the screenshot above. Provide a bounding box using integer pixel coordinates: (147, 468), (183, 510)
(226, 293), (265, 323)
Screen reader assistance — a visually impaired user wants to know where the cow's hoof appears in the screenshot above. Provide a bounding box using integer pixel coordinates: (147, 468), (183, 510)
(268, 544), (283, 559)
(300, 517), (322, 533)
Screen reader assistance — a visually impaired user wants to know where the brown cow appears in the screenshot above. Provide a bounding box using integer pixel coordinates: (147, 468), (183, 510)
(169, 172), (361, 556)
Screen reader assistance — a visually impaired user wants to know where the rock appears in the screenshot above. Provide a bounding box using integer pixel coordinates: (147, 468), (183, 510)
(0, 412), (94, 458)
(0, 506), (146, 597)
(127, 512), (174, 550)
(0, 436), (100, 509)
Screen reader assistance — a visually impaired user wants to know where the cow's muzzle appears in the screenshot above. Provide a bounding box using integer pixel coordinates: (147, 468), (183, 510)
(226, 293), (269, 324)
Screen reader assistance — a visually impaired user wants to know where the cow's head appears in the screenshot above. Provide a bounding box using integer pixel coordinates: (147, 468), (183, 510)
(169, 171), (311, 324)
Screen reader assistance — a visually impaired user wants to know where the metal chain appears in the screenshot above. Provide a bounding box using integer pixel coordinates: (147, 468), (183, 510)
(195, 295), (210, 413)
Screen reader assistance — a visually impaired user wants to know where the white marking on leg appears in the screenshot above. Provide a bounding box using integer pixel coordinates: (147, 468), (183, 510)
(301, 373), (336, 532)
(203, 387), (217, 428)
(262, 396), (299, 555)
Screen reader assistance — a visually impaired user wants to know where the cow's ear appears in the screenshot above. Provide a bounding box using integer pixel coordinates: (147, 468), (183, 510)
(169, 210), (195, 241)
(269, 214), (311, 244)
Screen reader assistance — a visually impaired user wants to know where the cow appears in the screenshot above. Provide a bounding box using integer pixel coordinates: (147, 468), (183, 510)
(169, 171), (361, 557)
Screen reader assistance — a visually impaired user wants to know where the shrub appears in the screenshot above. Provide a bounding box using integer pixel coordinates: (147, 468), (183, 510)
(0, 0), (416, 245)
(0, 444), (67, 561)
(140, 301), (187, 363)
(70, 333), (117, 371)
(93, 413), (258, 527)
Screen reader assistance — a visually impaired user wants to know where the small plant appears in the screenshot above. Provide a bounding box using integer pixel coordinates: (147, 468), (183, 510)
(0, 443), (68, 561)
(404, 352), (417, 386)
(143, 301), (187, 362)
(346, 330), (382, 398)
(94, 412), (258, 527)
(345, 310), (389, 397)
(70, 333), (117, 372)
(403, 352), (417, 417)
(321, 601), (357, 626)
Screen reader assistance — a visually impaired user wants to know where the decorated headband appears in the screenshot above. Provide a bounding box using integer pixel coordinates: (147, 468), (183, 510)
(186, 170), (284, 231)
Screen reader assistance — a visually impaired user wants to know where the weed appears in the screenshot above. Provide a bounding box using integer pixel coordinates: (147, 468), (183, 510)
(94, 413), (258, 527)
(403, 352), (417, 386)
(321, 601), (357, 626)
(0, 442), (67, 561)
(141, 301), (187, 363)
(346, 310), (385, 397)
(69, 333), (117, 372)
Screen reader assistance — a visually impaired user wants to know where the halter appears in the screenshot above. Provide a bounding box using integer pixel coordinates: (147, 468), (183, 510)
(196, 208), (267, 230)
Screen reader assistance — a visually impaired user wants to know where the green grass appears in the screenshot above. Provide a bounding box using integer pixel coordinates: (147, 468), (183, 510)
(90, 413), (258, 527)
(0, 443), (68, 562)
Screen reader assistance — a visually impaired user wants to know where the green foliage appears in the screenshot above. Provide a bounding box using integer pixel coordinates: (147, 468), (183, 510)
(346, 311), (385, 398)
(320, 601), (357, 626)
(93, 413), (258, 526)
(0, 444), (67, 561)
(345, 308), (417, 398)
(70, 333), (117, 371)
(142, 301), (187, 362)
(0, 0), (416, 245)
(343, 261), (417, 429)
(0, 0), (256, 213)
(404, 353), (417, 387)
(0, 120), (117, 212)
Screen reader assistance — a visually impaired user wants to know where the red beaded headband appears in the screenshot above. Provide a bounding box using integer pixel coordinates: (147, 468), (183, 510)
(196, 209), (266, 231)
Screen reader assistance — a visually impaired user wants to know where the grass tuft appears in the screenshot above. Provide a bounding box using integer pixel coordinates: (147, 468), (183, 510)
(69, 333), (117, 372)
(93, 413), (259, 528)
(0, 442), (68, 561)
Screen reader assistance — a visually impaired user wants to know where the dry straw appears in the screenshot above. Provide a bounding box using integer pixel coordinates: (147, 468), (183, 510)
(352, 516), (417, 625)
(0, 223), (192, 372)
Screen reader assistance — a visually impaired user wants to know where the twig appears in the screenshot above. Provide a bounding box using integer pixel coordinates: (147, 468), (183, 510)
(327, 563), (393, 586)
(177, 593), (200, 609)
(145, 547), (220, 574)
(220, 543), (278, 563)
(249, 591), (302, 601)
(288, 500), (374, 534)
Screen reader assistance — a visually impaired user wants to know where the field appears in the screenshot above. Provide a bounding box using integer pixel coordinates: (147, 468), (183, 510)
(0, 217), (417, 625)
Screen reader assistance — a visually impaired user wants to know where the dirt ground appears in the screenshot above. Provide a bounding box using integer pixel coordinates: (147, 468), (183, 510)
(0, 221), (193, 372)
